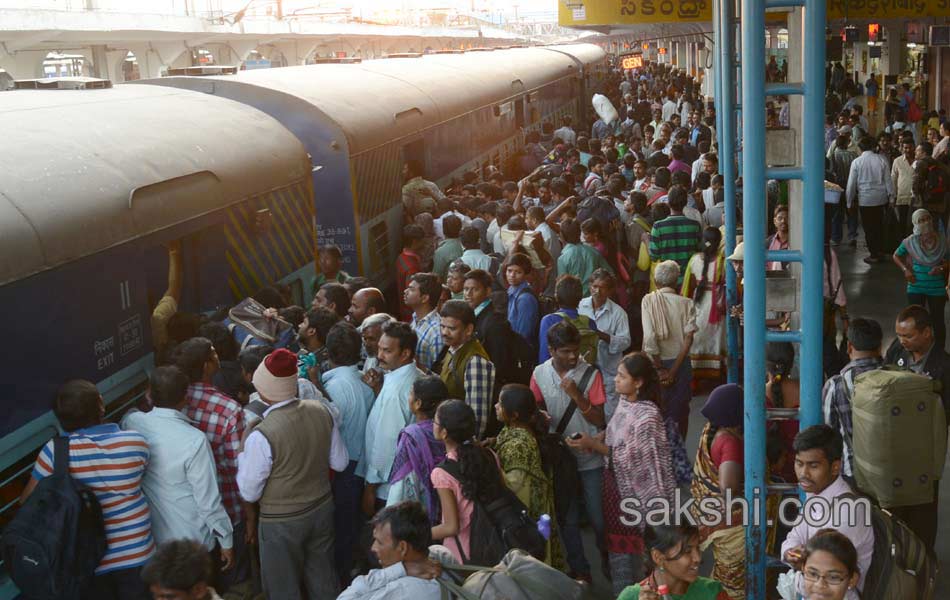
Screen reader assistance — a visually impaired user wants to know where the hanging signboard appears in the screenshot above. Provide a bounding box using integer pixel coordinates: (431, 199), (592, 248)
(559, 0), (949, 25)
(620, 53), (644, 69)
(558, 0), (712, 24)
(826, 0), (949, 19)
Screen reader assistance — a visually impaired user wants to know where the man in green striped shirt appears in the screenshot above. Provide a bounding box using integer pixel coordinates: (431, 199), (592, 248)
(648, 185), (702, 283)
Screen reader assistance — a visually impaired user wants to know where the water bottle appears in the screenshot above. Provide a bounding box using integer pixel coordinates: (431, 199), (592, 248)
(657, 584), (672, 599)
(537, 514), (552, 540)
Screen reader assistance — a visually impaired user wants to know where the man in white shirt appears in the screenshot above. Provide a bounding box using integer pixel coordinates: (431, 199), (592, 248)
(891, 137), (917, 237)
(432, 198), (471, 241)
(338, 502), (457, 600)
(662, 93), (678, 123)
(459, 226), (494, 273)
(122, 366), (234, 565)
(553, 115), (577, 146)
(782, 425), (874, 600)
(846, 135), (894, 264)
(578, 270), (631, 422)
(236, 349), (349, 600)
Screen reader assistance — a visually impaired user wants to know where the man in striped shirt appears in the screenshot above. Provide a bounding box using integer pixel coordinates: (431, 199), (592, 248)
(23, 379), (154, 599)
(648, 185), (702, 283)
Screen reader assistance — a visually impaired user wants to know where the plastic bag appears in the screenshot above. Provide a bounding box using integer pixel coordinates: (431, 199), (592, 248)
(592, 94), (618, 125)
(776, 570), (798, 600)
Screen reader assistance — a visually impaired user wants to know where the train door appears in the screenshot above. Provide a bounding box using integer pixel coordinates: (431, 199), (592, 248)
(402, 138), (426, 176)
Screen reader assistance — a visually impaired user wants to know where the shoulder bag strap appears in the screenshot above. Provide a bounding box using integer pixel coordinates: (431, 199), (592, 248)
(435, 459), (471, 564)
(554, 365), (596, 435)
(53, 435), (69, 477)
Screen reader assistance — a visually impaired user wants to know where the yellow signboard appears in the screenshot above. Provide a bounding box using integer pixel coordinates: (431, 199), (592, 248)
(560, 0), (950, 25)
(558, 0), (712, 25)
(621, 54), (644, 69)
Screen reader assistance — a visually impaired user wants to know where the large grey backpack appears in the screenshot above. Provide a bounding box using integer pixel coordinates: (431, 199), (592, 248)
(438, 549), (584, 600)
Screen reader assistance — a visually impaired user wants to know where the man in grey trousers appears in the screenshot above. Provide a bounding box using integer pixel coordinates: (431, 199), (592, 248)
(236, 348), (351, 599)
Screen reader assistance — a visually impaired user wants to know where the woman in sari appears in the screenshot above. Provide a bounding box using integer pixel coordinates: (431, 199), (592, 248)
(892, 208), (949, 349)
(568, 353), (676, 595)
(387, 376), (448, 525)
(690, 384), (778, 600)
(682, 227), (726, 385)
(617, 523), (732, 600)
(493, 384), (566, 570)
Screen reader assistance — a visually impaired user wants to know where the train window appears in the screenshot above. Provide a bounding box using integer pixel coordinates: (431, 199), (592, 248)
(515, 100), (525, 129)
(287, 278), (304, 307)
(402, 139), (426, 172)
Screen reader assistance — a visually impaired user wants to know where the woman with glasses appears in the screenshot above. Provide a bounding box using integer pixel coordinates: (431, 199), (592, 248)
(800, 529), (860, 600)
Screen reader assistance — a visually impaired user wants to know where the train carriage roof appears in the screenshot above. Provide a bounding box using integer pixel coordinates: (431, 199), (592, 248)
(0, 85), (309, 286)
(542, 43), (610, 67)
(144, 43), (605, 157)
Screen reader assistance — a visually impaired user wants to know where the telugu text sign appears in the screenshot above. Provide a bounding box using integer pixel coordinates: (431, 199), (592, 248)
(827, 0), (950, 18)
(559, 0), (949, 25)
(559, 0), (712, 24)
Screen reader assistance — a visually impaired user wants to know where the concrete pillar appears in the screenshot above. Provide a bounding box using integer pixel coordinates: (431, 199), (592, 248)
(676, 40), (687, 69)
(1, 50), (47, 79)
(272, 40), (319, 66)
(884, 29), (903, 77)
(124, 42), (188, 79)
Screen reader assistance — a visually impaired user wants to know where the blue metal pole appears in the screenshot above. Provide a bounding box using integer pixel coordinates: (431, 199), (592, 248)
(801, 0), (827, 428)
(712, 0), (723, 156)
(721, 0), (739, 385)
(740, 0), (767, 596)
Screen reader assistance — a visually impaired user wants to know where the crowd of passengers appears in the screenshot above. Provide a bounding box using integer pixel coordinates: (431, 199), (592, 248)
(21, 57), (950, 600)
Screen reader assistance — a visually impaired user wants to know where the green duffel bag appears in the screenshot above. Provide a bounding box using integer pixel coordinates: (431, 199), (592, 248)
(438, 549), (585, 600)
(851, 368), (947, 508)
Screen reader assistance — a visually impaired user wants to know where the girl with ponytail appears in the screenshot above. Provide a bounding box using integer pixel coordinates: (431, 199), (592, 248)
(492, 384), (566, 568)
(430, 400), (505, 564)
(682, 227), (727, 385)
(765, 342), (800, 482)
(567, 353), (676, 595)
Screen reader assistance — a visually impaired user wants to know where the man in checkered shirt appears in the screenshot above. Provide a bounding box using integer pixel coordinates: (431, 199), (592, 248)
(437, 300), (495, 439)
(406, 272), (444, 371)
(174, 337), (248, 585)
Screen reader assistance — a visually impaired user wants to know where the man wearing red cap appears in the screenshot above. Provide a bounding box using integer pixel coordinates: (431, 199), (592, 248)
(236, 348), (349, 600)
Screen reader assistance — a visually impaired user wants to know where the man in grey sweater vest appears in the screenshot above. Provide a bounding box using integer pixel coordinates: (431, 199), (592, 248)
(236, 349), (350, 599)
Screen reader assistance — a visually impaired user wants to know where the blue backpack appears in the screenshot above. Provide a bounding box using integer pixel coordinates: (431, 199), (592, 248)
(2, 437), (106, 599)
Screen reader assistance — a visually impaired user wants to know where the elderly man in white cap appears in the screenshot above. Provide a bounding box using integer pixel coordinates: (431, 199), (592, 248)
(236, 348), (349, 600)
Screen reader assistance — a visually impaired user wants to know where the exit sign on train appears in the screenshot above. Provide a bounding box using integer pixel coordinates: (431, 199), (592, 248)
(621, 54), (643, 69)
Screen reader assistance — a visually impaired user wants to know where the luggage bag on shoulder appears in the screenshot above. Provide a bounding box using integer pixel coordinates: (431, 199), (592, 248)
(850, 368), (947, 508)
(438, 548), (585, 600)
(842, 492), (938, 600)
(438, 461), (546, 566)
(1, 437), (106, 600)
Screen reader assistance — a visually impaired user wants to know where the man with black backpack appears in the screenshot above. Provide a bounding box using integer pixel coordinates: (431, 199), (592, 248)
(13, 380), (153, 599)
(529, 321), (607, 584)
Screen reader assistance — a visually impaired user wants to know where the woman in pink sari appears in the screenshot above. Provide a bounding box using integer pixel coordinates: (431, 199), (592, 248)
(568, 353), (676, 595)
